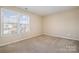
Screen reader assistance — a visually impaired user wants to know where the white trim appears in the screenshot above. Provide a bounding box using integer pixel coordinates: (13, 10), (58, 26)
(43, 33), (79, 41)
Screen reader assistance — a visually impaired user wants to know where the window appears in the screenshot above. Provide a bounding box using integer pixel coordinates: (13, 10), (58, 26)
(1, 8), (30, 36)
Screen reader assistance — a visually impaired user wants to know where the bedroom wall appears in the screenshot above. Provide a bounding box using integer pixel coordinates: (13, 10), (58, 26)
(0, 6), (42, 46)
(43, 8), (79, 40)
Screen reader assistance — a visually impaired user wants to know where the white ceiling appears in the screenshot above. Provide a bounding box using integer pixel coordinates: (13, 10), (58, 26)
(18, 6), (78, 16)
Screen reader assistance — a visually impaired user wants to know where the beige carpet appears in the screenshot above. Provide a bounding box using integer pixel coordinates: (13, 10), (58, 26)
(0, 35), (79, 53)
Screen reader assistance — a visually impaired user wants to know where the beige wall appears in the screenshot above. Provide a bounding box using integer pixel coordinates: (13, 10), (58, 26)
(0, 6), (42, 46)
(43, 8), (79, 40)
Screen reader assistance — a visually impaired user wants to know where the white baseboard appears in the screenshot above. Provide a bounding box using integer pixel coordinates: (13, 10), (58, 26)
(43, 33), (79, 41)
(0, 34), (42, 47)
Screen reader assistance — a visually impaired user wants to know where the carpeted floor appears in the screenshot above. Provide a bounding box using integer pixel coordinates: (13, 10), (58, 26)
(0, 35), (79, 53)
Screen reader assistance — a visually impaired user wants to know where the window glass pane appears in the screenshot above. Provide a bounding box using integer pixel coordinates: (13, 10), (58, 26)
(3, 9), (18, 23)
(2, 9), (18, 35)
(18, 15), (29, 33)
(19, 15), (29, 24)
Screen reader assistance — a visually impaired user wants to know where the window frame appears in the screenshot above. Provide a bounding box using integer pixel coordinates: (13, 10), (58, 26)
(1, 8), (30, 37)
